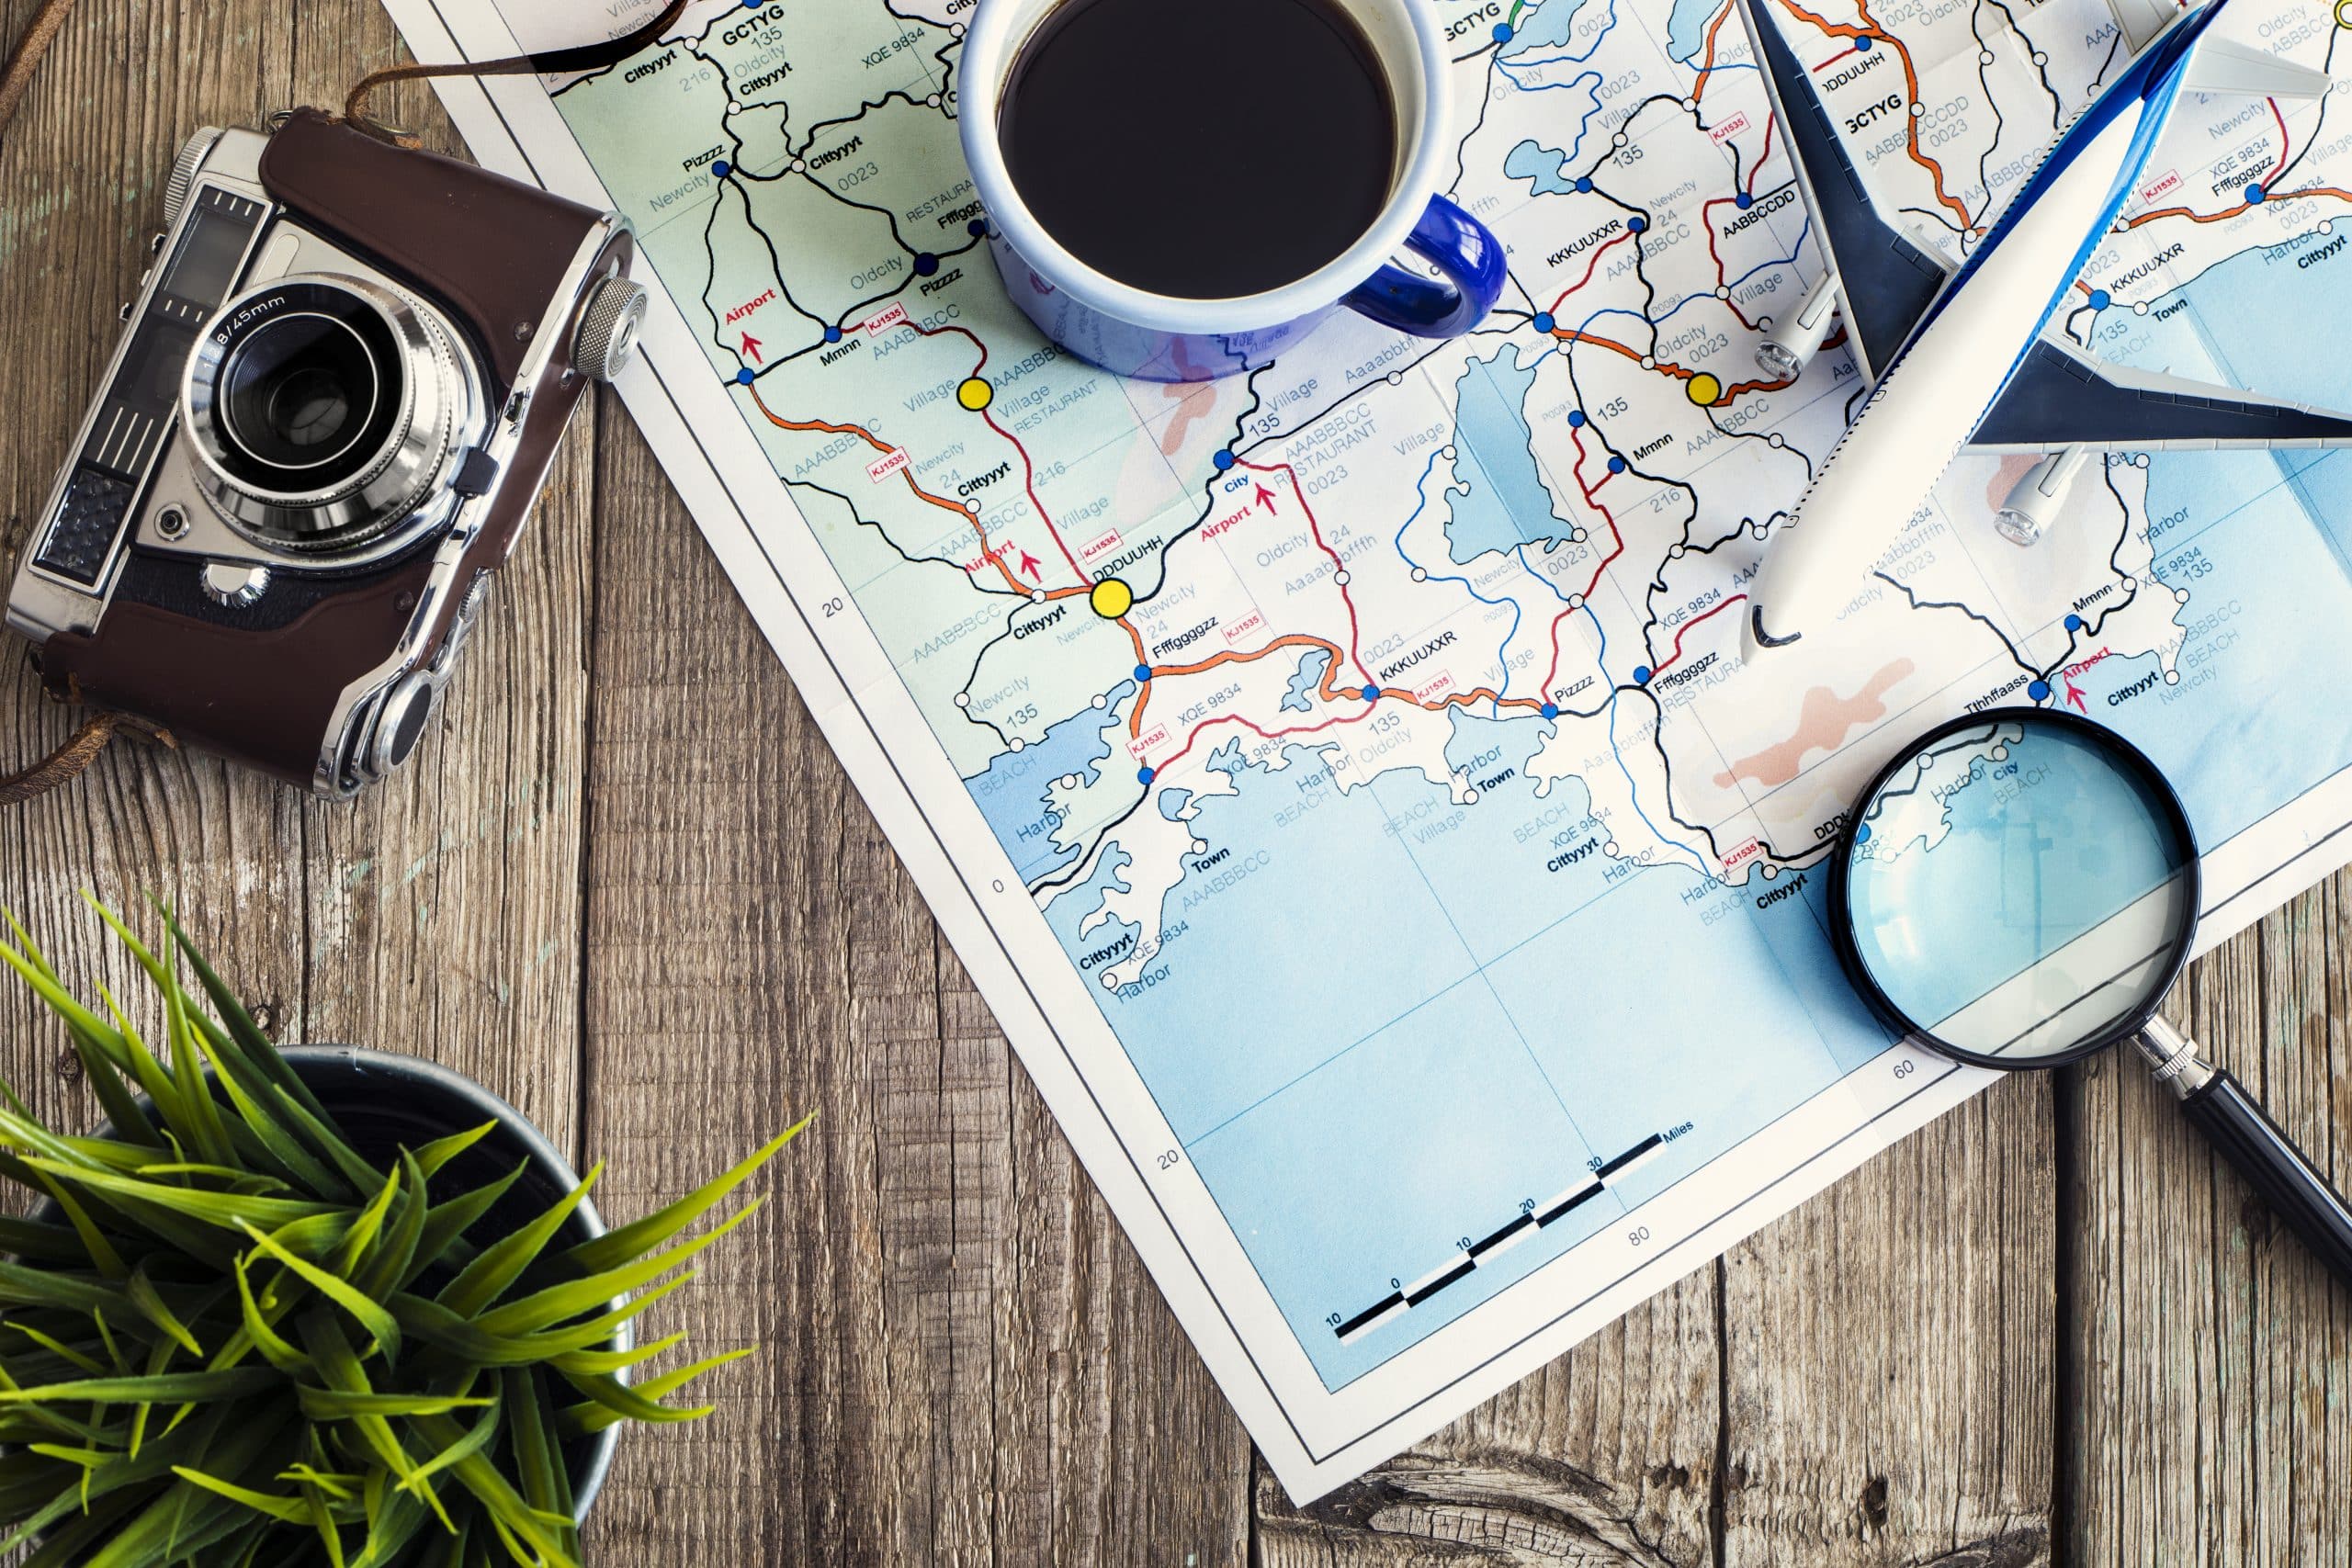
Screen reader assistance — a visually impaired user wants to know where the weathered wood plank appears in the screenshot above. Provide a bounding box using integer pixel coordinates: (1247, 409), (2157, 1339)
(575, 408), (1252, 1564)
(1253, 1273), (1720, 1567)
(0, 0), (303, 1154)
(2066, 873), (2352, 1565)
(1721, 1075), (2057, 1567)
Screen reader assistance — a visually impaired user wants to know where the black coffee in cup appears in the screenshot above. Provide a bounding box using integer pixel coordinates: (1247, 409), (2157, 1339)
(996, 0), (1400, 301)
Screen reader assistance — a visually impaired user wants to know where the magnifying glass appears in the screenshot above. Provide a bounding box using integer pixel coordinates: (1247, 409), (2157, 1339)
(1827, 708), (2352, 1282)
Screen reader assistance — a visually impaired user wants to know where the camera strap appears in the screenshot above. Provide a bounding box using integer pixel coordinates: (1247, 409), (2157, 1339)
(343, 0), (689, 147)
(0, 0), (687, 802)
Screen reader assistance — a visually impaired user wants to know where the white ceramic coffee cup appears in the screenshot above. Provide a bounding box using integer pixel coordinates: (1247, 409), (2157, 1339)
(958, 0), (1508, 381)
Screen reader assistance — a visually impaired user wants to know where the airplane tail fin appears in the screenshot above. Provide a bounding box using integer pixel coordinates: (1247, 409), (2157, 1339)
(2182, 36), (2335, 100)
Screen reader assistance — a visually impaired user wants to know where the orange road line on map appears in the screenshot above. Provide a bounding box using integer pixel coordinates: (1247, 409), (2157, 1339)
(1692, 0), (1736, 104)
(1771, 0), (1975, 233)
(747, 388), (1040, 596)
(2123, 185), (2352, 230)
(1549, 328), (1792, 403)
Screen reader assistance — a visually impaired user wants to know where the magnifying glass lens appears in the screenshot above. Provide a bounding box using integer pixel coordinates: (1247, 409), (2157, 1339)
(1841, 716), (2198, 1063)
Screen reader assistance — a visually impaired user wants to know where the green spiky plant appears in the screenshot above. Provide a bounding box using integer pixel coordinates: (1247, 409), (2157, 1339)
(0, 901), (801, 1567)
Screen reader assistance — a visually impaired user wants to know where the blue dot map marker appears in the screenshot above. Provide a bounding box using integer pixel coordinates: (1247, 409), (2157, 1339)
(1736, 192), (1753, 209)
(1214, 450), (1236, 470)
(2246, 183), (2267, 204)
(1628, 216), (1648, 232)
(1575, 176), (1593, 194)
(712, 160), (731, 179)
(823, 325), (843, 344)
(1856, 35), (1873, 50)
(1137, 766), (1156, 784)
(2087, 289), (2110, 310)
(968, 218), (989, 236)
(1542, 703), (1559, 719)
(1634, 665), (1653, 685)
(1607, 455), (1626, 473)
(1362, 684), (1379, 702)
(1568, 410), (1587, 427)
(1134, 664), (1152, 682)
(2030, 679), (2052, 702)
(1533, 311), (1555, 333)
(735, 367), (754, 385)
(914, 253), (939, 276)
(2065, 613), (2084, 631)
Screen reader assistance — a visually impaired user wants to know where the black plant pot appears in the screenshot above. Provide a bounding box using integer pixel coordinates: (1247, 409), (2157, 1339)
(45, 1045), (625, 1530)
(275, 1047), (627, 1517)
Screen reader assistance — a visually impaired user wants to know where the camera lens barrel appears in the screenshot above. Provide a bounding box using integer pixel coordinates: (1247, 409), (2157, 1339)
(185, 275), (481, 555)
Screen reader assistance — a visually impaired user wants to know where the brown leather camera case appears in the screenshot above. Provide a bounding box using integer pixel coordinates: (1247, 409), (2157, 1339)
(39, 109), (632, 790)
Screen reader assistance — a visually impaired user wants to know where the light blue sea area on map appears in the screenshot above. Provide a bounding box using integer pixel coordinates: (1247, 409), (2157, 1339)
(1847, 726), (2188, 1040)
(2098, 234), (2346, 412)
(2077, 446), (2352, 852)
(2071, 244), (2352, 851)
(1023, 219), (2352, 1392)
(963, 703), (1115, 883)
(1282, 649), (1332, 714)
(1446, 345), (1572, 564)
(1046, 714), (1894, 1388)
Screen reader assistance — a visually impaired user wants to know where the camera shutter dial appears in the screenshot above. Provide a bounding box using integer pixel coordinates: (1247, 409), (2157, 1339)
(573, 276), (649, 384)
(164, 129), (226, 227)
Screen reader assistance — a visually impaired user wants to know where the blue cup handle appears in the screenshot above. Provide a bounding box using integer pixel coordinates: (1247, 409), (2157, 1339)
(1341, 194), (1509, 338)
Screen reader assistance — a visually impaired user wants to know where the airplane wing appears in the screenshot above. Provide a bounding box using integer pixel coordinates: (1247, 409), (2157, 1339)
(1969, 334), (2352, 452)
(1732, 0), (1947, 385)
(1962, 14), (2348, 455)
(1733, 0), (2329, 389)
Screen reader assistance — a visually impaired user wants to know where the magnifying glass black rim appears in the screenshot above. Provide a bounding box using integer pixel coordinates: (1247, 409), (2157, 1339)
(1824, 705), (2202, 1072)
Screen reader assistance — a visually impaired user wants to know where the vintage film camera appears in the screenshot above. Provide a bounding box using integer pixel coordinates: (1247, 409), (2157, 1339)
(6, 109), (646, 795)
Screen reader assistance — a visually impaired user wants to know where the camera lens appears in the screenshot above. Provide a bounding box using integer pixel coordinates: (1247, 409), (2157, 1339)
(185, 276), (484, 555)
(220, 314), (378, 474)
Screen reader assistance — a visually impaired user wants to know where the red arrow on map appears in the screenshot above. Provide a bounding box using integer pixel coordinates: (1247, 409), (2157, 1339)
(2064, 675), (2088, 712)
(1254, 481), (1278, 513)
(1018, 549), (1042, 580)
(740, 331), (764, 366)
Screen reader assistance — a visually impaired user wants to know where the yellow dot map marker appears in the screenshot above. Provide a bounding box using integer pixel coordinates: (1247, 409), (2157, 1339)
(957, 377), (994, 412)
(1687, 372), (1724, 407)
(1090, 578), (1134, 619)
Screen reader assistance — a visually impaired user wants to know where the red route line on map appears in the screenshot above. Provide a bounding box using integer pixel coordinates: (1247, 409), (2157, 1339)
(1133, 451), (1613, 773)
(1536, 429), (1624, 700)
(745, 387), (1067, 599)
(1747, 112), (1777, 197)
(1651, 592), (1747, 676)
(902, 317), (1096, 588)
(1548, 230), (1639, 312)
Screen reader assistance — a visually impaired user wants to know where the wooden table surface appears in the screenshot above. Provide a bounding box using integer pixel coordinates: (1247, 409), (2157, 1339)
(3, 3), (2349, 1562)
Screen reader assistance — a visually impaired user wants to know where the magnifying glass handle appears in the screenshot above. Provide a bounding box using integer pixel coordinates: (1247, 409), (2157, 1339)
(2138, 1018), (2352, 1285)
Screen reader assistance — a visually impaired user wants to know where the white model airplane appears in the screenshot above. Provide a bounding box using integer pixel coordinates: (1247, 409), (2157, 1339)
(1733, 0), (2352, 659)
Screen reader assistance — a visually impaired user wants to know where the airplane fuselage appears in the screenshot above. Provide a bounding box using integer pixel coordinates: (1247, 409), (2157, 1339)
(1744, 2), (2223, 659)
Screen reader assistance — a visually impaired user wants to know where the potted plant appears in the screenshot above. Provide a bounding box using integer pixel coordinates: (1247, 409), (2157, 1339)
(0, 900), (797, 1566)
